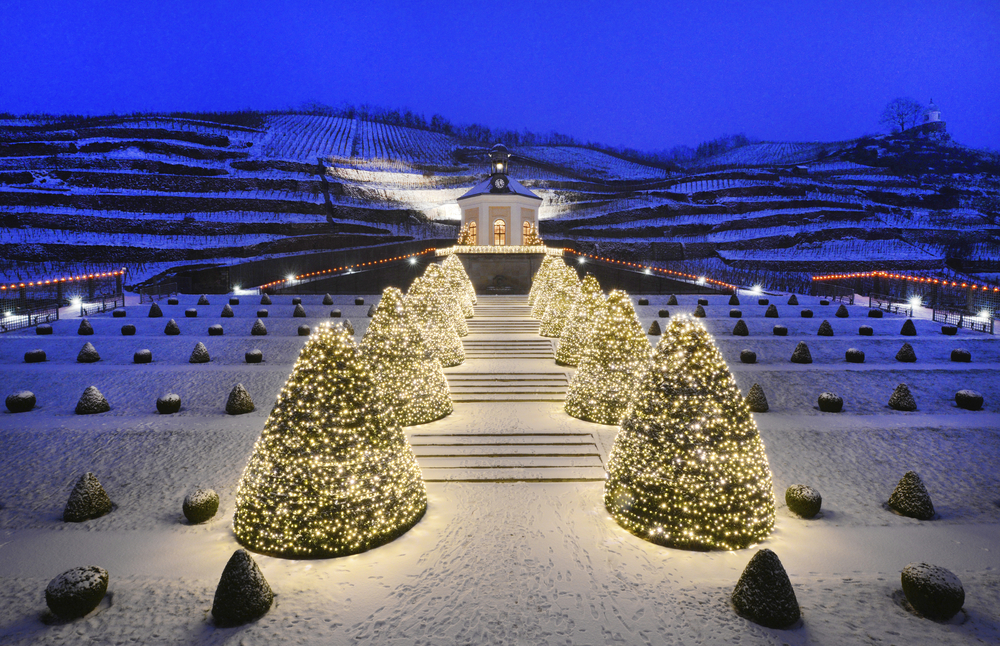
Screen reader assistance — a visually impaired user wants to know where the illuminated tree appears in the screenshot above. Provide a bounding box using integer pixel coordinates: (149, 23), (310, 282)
(456, 223), (476, 246)
(556, 274), (605, 366)
(604, 315), (776, 550)
(361, 287), (453, 426)
(442, 254), (476, 316)
(410, 265), (467, 337)
(233, 323), (427, 558)
(528, 256), (558, 307)
(404, 277), (465, 367)
(540, 268), (581, 337)
(532, 259), (574, 320)
(565, 290), (652, 425)
(523, 222), (544, 246)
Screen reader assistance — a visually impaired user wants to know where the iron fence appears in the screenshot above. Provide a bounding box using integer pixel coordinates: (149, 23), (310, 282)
(139, 282), (178, 303)
(80, 294), (125, 317)
(932, 309), (995, 334)
(0, 300), (60, 333)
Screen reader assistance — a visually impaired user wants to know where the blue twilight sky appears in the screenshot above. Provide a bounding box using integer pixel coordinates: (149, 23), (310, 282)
(1, 0), (998, 151)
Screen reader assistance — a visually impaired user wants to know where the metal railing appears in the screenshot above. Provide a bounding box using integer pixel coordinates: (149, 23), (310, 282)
(139, 281), (178, 303)
(869, 293), (913, 317)
(811, 282), (854, 305)
(0, 301), (60, 333)
(80, 294), (125, 317)
(932, 309), (995, 334)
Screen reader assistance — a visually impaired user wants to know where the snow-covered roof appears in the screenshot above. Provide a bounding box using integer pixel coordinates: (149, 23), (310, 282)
(457, 176), (542, 201)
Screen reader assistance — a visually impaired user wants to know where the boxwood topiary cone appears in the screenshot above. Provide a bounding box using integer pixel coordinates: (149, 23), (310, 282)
(817, 392), (843, 412)
(693, 304), (706, 318)
(868, 308), (883, 318)
(647, 320), (661, 335)
(835, 303), (849, 318)
(729, 294), (740, 305)
(183, 488), (219, 524)
(888, 470), (935, 520)
(785, 484), (821, 518)
(120, 324), (136, 335)
(63, 472), (113, 522)
(189, 342), (210, 364)
(900, 319), (917, 336)
(198, 295), (210, 305)
(950, 348), (971, 362)
(250, 319), (267, 336)
(221, 304), (234, 318)
(772, 325), (788, 336)
(260, 294), (271, 305)
(76, 386), (110, 415)
(764, 304), (778, 318)
(845, 348), (865, 363)
(245, 349), (263, 364)
(212, 549), (273, 627)
(367, 304), (377, 318)
(731, 549), (800, 629)
(896, 342), (917, 362)
(6, 391), (36, 413)
(343, 319), (355, 335)
(730, 309), (742, 318)
(790, 341), (812, 363)
(148, 302), (163, 318)
(77, 319), (94, 335)
(740, 349), (756, 364)
(133, 349), (152, 364)
(901, 563), (964, 621)
(156, 393), (181, 414)
(292, 303), (307, 317)
(955, 390), (983, 411)
(745, 383), (768, 412)
(45, 566), (108, 620)
(164, 319), (180, 335)
(323, 293), (333, 305)
(667, 295), (678, 306)
(226, 384), (255, 415)
(24, 349), (46, 363)
(888, 383), (917, 411)
(77, 342), (100, 363)
(732, 319), (749, 336)
(787, 294), (798, 305)
(817, 320), (834, 336)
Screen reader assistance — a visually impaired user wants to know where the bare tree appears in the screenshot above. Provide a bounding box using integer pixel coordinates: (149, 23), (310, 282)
(880, 97), (924, 134)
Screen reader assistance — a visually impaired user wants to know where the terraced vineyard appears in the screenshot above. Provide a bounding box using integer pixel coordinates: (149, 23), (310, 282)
(1, 113), (998, 289)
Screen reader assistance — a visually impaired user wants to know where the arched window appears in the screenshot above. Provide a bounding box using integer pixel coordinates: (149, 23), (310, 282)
(493, 219), (506, 246)
(468, 221), (477, 245)
(523, 220), (532, 241)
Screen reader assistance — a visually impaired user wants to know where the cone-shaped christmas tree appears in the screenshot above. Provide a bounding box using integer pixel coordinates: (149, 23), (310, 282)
(233, 323), (427, 558)
(417, 264), (468, 337)
(404, 277), (465, 367)
(556, 274), (605, 366)
(531, 259), (567, 319)
(565, 290), (652, 425)
(361, 287), (453, 426)
(442, 254), (477, 311)
(540, 268), (581, 338)
(528, 256), (558, 307)
(604, 315), (776, 550)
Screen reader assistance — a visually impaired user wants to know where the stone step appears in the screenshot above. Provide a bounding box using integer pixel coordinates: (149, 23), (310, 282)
(419, 466), (607, 483)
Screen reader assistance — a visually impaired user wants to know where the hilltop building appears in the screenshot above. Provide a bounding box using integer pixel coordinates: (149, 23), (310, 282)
(913, 99), (946, 135)
(457, 144), (542, 246)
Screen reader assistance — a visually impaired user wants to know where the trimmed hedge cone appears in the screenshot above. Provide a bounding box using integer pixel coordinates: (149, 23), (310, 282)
(888, 470), (935, 520)
(148, 302), (162, 318)
(64, 472), (113, 522)
(787, 294), (798, 305)
(250, 319), (267, 336)
(888, 383), (917, 411)
(77, 319), (94, 335)
(164, 319), (180, 335)
(45, 566), (109, 620)
(896, 343), (917, 362)
(764, 304), (779, 318)
(260, 294), (272, 305)
(731, 549), (800, 629)
(189, 342), (210, 363)
(76, 386), (110, 415)
(226, 384), (255, 415)
(835, 303), (849, 318)
(221, 304), (234, 318)
(212, 549), (273, 627)
(693, 304), (706, 318)
(729, 294), (740, 306)
(647, 320), (661, 336)
(604, 316), (775, 550)
(323, 294), (333, 305)
(901, 563), (964, 621)
(817, 320), (834, 336)
(77, 342), (100, 363)
(745, 383), (768, 412)
(790, 341), (812, 364)
(785, 484), (821, 518)
(900, 319), (917, 336)
(732, 319), (749, 336)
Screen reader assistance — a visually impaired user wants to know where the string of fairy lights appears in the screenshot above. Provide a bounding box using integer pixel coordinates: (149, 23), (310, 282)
(235, 256), (478, 558)
(529, 257), (776, 550)
(813, 270), (1000, 293)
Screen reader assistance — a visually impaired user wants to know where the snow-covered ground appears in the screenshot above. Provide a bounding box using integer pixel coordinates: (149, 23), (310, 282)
(0, 292), (998, 644)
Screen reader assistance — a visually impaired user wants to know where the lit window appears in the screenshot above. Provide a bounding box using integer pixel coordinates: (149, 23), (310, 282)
(493, 219), (506, 246)
(468, 221), (477, 244)
(523, 220), (532, 240)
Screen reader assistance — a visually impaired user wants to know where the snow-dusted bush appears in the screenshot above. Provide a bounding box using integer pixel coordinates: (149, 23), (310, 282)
(658, 308), (670, 318)
(297, 324), (311, 336)
(112, 309), (126, 318)
(950, 348), (971, 362)
(901, 563), (964, 620)
(955, 390), (983, 410)
(835, 304), (849, 318)
(868, 309), (883, 318)
(941, 325), (958, 336)
(77, 319), (94, 335)
(758, 298), (770, 306)
(156, 393), (181, 414)
(250, 319), (267, 336)
(184, 308), (197, 318)
(76, 386), (110, 415)
(355, 297), (365, 305)
(330, 309), (341, 318)
(208, 325), (224, 336)
(148, 302), (163, 318)
(817, 320), (834, 336)
(896, 342), (917, 362)
(785, 484), (821, 518)
(697, 298), (708, 306)
(24, 349), (46, 363)
(790, 341), (812, 363)
(36, 323), (53, 335)
(367, 304), (377, 317)
(293, 303), (307, 317)
(168, 298), (179, 305)
(740, 349), (757, 364)
(888, 383), (917, 411)
(800, 309), (813, 318)
(323, 294), (333, 305)
(730, 309), (742, 318)
(888, 471), (934, 520)
(647, 320), (661, 335)
(817, 392), (843, 412)
(731, 549), (800, 629)
(189, 342), (210, 363)
(6, 391), (35, 413)
(221, 304), (234, 318)
(164, 319), (180, 335)
(859, 325), (874, 336)
(845, 348), (865, 363)
(787, 295), (798, 305)
(77, 342), (100, 363)
(765, 304), (779, 318)
(733, 319), (749, 336)
(292, 297), (302, 305)
(120, 324), (136, 336)
(900, 319), (917, 336)
(134, 349), (152, 364)
(638, 298), (649, 306)
(245, 349), (263, 364)
(693, 305), (706, 318)
(63, 472), (112, 521)
(229, 297), (240, 305)
(198, 295), (210, 305)
(745, 383), (768, 412)
(667, 295), (678, 305)
(183, 488), (219, 524)
(773, 325), (788, 336)
(45, 566), (108, 620)
(212, 549), (273, 626)
(260, 294), (271, 305)
(226, 384), (255, 415)
(729, 294), (740, 306)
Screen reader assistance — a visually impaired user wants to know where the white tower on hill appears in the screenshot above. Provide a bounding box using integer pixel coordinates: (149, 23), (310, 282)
(924, 99), (941, 124)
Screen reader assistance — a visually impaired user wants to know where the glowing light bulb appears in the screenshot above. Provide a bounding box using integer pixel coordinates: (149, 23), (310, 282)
(909, 296), (923, 309)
